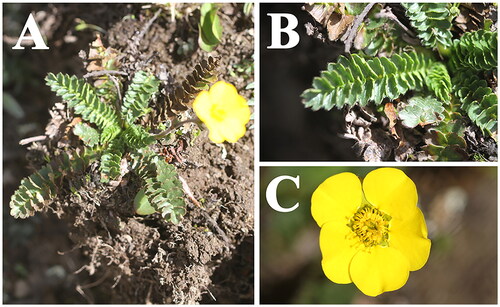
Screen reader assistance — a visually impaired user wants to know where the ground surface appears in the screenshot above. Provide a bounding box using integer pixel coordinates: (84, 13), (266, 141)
(4, 3), (254, 304)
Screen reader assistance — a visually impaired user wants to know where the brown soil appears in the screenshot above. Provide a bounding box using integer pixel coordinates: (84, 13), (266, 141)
(4, 3), (254, 304)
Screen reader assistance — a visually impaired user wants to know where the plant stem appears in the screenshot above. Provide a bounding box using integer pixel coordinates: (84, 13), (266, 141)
(153, 118), (202, 139)
(342, 3), (376, 52)
(375, 6), (415, 37)
(19, 135), (47, 145)
(83, 70), (128, 78)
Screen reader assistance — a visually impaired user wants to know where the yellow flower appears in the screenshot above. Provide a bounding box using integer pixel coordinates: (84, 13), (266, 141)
(193, 81), (250, 143)
(311, 168), (431, 297)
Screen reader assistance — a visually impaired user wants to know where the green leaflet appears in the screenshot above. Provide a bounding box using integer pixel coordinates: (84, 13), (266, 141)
(426, 62), (452, 102)
(301, 52), (434, 110)
(73, 123), (100, 147)
(134, 188), (156, 215)
(100, 125), (122, 144)
(95, 78), (120, 105)
(449, 29), (497, 72)
(423, 120), (468, 161)
(402, 3), (457, 49)
(363, 16), (406, 57)
(453, 71), (497, 138)
(198, 3), (223, 52)
(10, 164), (58, 218)
(130, 149), (186, 224)
(99, 138), (124, 182)
(121, 71), (160, 125)
(147, 162), (186, 224)
(45, 73), (122, 143)
(122, 124), (155, 150)
(362, 4), (408, 57)
(130, 149), (157, 179)
(399, 96), (445, 128)
(9, 150), (92, 218)
(102, 124), (154, 183)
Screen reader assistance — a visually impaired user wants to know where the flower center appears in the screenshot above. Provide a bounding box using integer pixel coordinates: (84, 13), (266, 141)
(348, 205), (391, 247)
(210, 104), (227, 122)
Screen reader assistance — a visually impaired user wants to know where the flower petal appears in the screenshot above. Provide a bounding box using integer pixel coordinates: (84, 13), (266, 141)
(320, 221), (359, 284)
(222, 116), (249, 142)
(193, 91), (213, 122)
(193, 81), (250, 144)
(209, 80), (239, 102)
(311, 172), (362, 227)
(207, 127), (225, 143)
(363, 168), (418, 220)
(350, 246), (410, 297)
(390, 208), (431, 271)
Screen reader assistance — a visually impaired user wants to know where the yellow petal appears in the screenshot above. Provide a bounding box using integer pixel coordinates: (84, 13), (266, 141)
(223, 119), (247, 142)
(363, 168), (418, 220)
(207, 127), (225, 143)
(390, 207), (431, 271)
(192, 90), (213, 122)
(320, 221), (359, 284)
(206, 116), (248, 143)
(233, 101), (252, 121)
(311, 172), (362, 227)
(209, 80), (239, 102)
(350, 246), (410, 297)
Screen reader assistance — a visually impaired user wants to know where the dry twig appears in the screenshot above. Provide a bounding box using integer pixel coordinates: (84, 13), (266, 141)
(342, 3), (375, 52)
(83, 70), (128, 78)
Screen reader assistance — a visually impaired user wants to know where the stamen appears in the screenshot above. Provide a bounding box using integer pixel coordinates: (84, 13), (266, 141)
(348, 205), (391, 248)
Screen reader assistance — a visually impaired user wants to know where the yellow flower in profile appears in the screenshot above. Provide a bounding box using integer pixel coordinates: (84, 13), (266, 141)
(311, 168), (431, 297)
(193, 81), (250, 143)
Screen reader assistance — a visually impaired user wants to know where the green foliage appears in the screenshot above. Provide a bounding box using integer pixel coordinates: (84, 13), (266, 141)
(134, 188), (157, 215)
(423, 121), (468, 160)
(122, 124), (155, 150)
(45, 73), (122, 144)
(448, 29), (497, 72)
(100, 125), (122, 144)
(301, 3), (497, 162)
(402, 3), (458, 49)
(99, 138), (124, 182)
(10, 150), (92, 218)
(301, 52), (435, 110)
(95, 78), (120, 105)
(453, 71), (497, 138)
(198, 3), (223, 52)
(362, 15), (406, 57)
(131, 150), (186, 224)
(243, 3), (253, 17)
(74, 19), (106, 34)
(13, 70), (187, 223)
(72, 123), (100, 147)
(303, 4), (498, 155)
(427, 62), (452, 102)
(344, 3), (367, 15)
(121, 71), (160, 125)
(399, 96), (445, 128)
(230, 55), (254, 80)
(11, 164), (57, 218)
